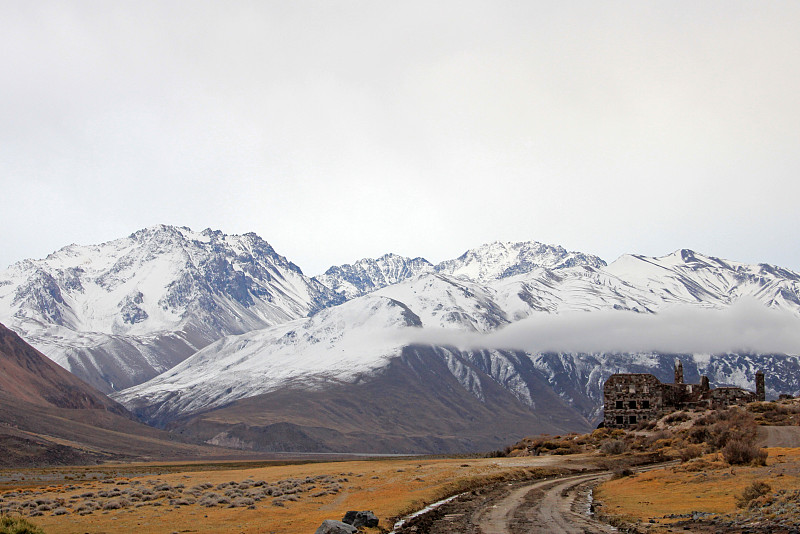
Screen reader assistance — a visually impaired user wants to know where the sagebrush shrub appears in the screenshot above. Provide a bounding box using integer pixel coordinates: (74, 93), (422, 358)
(736, 480), (771, 508)
(600, 439), (627, 455)
(678, 444), (703, 462)
(722, 439), (768, 465)
(0, 515), (45, 534)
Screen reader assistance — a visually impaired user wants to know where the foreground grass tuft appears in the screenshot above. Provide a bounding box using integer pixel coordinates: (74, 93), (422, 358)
(0, 515), (45, 534)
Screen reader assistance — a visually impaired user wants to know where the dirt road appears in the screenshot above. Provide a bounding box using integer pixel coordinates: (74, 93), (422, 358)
(395, 462), (673, 534)
(478, 471), (616, 534)
(394, 470), (616, 533)
(758, 425), (800, 447)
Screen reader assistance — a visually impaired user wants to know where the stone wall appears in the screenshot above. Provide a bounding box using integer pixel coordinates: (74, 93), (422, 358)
(603, 374), (663, 428)
(709, 387), (757, 408)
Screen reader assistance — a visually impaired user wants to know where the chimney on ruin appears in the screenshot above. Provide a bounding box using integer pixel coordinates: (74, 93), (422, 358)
(674, 360), (684, 384)
(756, 370), (765, 402)
(700, 375), (710, 392)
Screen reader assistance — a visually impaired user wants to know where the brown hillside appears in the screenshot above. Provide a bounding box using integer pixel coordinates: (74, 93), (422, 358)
(0, 322), (254, 466)
(0, 322), (127, 414)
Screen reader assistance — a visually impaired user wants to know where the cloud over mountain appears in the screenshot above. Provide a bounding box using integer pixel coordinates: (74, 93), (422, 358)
(412, 298), (800, 356)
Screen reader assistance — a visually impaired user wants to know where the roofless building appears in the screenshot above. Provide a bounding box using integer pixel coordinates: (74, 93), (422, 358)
(603, 361), (765, 428)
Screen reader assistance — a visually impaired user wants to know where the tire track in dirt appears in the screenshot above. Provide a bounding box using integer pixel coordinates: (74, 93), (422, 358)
(478, 471), (615, 534)
(394, 462), (675, 534)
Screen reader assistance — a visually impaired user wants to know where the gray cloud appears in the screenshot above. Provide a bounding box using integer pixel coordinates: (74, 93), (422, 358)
(410, 298), (800, 355)
(3, 2), (800, 273)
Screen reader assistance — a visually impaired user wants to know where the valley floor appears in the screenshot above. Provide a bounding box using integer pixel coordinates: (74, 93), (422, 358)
(6, 444), (800, 533)
(0, 454), (589, 534)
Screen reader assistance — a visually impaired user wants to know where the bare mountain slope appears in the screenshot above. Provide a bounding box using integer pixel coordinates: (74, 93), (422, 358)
(165, 345), (591, 454)
(0, 322), (243, 466)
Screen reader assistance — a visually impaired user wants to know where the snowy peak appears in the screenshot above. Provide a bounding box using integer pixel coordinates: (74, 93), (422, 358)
(0, 224), (332, 336)
(315, 253), (434, 300)
(0, 225), (341, 392)
(375, 273), (510, 332)
(606, 250), (800, 312)
(435, 241), (607, 283)
(316, 240), (607, 299)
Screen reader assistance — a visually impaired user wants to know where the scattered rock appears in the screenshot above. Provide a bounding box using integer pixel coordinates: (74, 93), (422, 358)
(314, 519), (358, 534)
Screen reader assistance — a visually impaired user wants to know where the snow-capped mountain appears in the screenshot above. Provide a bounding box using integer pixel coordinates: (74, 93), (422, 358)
(0, 225), (340, 392)
(315, 241), (606, 300)
(314, 253), (434, 300)
(115, 295), (422, 422)
(115, 292), (591, 452)
(605, 249), (800, 310)
(435, 240), (606, 283)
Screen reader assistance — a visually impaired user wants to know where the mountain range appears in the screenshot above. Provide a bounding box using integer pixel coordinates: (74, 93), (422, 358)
(2, 225), (800, 454)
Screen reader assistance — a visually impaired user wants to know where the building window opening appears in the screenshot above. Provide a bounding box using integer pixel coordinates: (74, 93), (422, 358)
(628, 400), (637, 409)
(629, 385), (636, 393)
(616, 416), (624, 425)
(615, 400), (624, 409)
(629, 415), (637, 424)
(641, 400), (650, 409)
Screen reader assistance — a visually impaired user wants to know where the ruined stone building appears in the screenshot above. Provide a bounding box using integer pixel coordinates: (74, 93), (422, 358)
(603, 360), (765, 428)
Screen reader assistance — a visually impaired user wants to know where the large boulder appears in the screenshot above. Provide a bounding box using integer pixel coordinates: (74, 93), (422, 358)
(342, 510), (379, 528)
(314, 520), (358, 534)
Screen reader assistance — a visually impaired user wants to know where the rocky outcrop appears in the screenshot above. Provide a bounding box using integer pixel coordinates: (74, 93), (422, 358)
(342, 510), (379, 528)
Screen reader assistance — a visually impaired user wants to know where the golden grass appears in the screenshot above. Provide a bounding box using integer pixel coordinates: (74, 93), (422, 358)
(594, 447), (800, 530)
(2, 454), (585, 534)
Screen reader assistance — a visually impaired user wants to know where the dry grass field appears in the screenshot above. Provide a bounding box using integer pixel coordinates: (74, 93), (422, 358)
(0, 454), (587, 533)
(594, 447), (800, 531)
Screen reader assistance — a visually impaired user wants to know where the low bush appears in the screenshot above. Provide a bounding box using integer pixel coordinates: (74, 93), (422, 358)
(600, 439), (627, 455)
(0, 515), (44, 534)
(722, 439), (768, 466)
(102, 498), (130, 510)
(677, 444), (703, 462)
(664, 411), (690, 424)
(748, 402), (778, 413)
(230, 497), (254, 507)
(736, 480), (771, 508)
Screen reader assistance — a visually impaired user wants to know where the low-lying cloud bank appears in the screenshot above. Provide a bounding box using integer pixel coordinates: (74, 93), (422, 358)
(410, 298), (800, 355)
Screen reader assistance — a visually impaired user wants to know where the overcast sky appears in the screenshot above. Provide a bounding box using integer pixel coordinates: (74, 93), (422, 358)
(3, 1), (799, 275)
